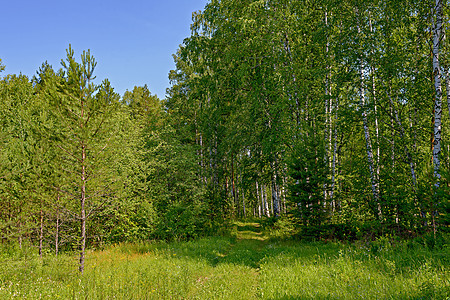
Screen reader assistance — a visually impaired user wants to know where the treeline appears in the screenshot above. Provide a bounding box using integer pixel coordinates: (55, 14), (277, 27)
(166, 0), (449, 237)
(0, 48), (213, 273)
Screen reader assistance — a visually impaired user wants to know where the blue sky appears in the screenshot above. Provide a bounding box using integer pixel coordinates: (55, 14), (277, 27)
(0, 0), (208, 98)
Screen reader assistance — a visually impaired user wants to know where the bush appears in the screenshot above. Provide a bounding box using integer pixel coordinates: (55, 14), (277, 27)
(154, 203), (212, 241)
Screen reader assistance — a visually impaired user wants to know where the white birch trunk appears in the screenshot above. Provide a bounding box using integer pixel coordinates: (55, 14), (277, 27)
(256, 181), (261, 218)
(262, 184), (270, 217)
(372, 71), (380, 194)
(323, 11), (334, 208)
(357, 17), (381, 219)
(199, 133), (206, 187)
(271, 160), (280, 217)
(447, 68), (450, 120)
(367, 14), (381, 200)
(330, 93), (339, 211)
(432, 0), (443, 233)
(242, 189), (246, 217)
(272, 176), (279, 217)
(432, 0), (443, 188)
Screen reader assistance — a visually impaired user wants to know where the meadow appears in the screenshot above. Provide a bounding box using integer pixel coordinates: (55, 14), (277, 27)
(0, 222), (448, 299)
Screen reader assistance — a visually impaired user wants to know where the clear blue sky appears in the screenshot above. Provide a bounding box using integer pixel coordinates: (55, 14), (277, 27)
(0, 0), (208, 99)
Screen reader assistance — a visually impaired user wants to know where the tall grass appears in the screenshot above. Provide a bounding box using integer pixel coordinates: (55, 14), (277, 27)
(258, 240), (449, 299)
(0, 224), (448, 299)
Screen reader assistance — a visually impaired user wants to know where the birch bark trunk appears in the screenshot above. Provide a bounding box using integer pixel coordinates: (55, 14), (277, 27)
(231, 158), (237, 215)
(256, 181), (261, 218)
(432, 0), (443, 182)
(324, 10), (331, 206)
(271, 176), (279, 217)
(242, 189), (246, 217)
(271, 161), (280, 217)
(446, 68), (450, 120)
(368, 13), (381, 202)
(432, 0), (443, 233)
(262, 184), (270, 217)
(357, 14), (381, 219)
(330, 93), (339, 211)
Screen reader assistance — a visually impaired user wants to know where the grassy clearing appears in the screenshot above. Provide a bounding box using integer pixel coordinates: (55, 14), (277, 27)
(0, 222), (448, 299)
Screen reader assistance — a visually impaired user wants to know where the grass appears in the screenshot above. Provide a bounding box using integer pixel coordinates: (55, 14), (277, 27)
(0, 221), (449, 299)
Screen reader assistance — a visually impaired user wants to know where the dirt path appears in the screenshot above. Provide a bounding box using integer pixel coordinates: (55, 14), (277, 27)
(215, 221), (269, 269)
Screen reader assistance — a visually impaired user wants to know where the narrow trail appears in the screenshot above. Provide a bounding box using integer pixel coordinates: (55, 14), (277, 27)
(235, 221), (266, 242)
(215, 221), (269, 269)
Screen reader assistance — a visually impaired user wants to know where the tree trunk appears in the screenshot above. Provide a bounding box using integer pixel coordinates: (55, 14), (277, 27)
(231, 158), (238, 216)
(330, 93), (339, 211)
(242, 188), (246, 217)
(256, 181), (261, 218)
(324, 10), (330, 206)
(357, 13), (381, 219)
(262, 183), (270, 217)
(360, 63), (381, 218)
(447, 68), (450, 120)
(368, 13), (381, 201)
(386, 89), (418, 189)
(80, 142), (86, 274)
(432, 0), (443, 234)
(271, 160), (280, 217)
(271, 177), (279, 218)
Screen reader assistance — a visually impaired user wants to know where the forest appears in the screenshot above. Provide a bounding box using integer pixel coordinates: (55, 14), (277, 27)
(0, 0), (449, 298)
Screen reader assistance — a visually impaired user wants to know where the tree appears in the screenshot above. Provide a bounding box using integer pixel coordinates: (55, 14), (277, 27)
(47, 46), (121, 273)
(431, 0), (444, 233)
(0, 74), (36, 246)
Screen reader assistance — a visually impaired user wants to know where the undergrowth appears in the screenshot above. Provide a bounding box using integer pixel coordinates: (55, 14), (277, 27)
(0, 222), (448, 299)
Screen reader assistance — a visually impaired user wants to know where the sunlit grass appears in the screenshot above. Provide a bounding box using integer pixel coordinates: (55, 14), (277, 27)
(258, 241), (450, 299)
(0, 223), (448, 299)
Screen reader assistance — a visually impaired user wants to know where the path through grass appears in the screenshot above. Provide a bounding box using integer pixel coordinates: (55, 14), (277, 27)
(0, 221), (448, 299)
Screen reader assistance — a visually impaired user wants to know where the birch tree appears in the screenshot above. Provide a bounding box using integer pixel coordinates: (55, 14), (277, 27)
(431, 0), (444, 232)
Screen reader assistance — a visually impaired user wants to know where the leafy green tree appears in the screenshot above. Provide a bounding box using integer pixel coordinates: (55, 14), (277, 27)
(0, 74), (37, 246)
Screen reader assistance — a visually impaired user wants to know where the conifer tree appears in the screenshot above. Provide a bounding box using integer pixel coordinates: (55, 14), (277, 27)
(47, 46), (121, 273)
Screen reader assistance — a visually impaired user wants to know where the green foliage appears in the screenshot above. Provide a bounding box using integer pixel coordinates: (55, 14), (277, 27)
(144, 126), (210, 240)
(164, 0), (450, 240)
(288, 129), (330, 226)
(155, 203), (209, 241)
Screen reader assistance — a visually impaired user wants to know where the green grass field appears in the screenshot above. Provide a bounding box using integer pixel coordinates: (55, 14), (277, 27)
(0, 222), (448, 299)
